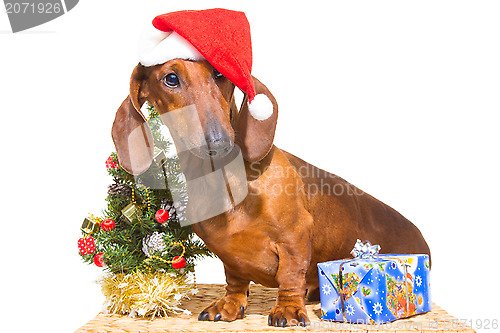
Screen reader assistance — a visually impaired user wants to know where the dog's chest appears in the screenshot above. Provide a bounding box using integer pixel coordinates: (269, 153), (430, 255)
(192, 211), (280, 284)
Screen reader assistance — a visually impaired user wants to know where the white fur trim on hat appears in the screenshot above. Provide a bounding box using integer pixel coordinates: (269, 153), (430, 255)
(138, 26), (204, 67)
(248, 94), (274, 121)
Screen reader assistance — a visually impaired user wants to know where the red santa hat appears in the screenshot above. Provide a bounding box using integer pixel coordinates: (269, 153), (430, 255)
(138, 8), (273, 121)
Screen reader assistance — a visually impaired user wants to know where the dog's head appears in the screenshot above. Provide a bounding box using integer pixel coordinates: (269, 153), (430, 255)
(111, 59), (278, 175)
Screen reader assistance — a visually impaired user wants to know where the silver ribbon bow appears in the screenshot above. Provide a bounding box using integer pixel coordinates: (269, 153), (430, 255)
(350, 239), (381, 259)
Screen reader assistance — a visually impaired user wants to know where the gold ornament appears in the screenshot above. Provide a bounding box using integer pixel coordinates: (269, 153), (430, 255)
(81, 215), (101, 235)
(122, 202), (141, 223)
(99, 270), (195, 318)
(153, 147), (167, 167)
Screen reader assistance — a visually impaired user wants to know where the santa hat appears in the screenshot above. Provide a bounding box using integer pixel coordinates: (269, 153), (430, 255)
(138, 8), (273, 121)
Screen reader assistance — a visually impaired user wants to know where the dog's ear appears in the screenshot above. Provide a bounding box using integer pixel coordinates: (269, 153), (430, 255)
(111, 65), (154, 175)
(234, 77), (278, 162)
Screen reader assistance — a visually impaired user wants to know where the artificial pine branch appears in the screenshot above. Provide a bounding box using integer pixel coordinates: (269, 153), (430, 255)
(79, 105), (212, 275)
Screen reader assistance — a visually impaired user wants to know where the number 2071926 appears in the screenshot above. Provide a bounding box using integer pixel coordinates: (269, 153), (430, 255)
(5, 2), (62, 14)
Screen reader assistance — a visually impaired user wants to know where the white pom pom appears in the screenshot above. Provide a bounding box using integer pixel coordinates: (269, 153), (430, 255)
(248, 94), (274, 121)
(138, 26), (204, 67)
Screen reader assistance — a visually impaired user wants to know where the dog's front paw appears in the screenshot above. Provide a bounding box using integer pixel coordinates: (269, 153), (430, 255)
(268, 298), (310, 327)
(198, 293), (246, 322)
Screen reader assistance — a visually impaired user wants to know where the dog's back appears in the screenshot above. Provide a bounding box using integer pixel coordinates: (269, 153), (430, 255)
(281, 150), (430, 287)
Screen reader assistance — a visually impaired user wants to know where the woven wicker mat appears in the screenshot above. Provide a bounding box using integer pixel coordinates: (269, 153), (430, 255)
(76, 284), (475, 332)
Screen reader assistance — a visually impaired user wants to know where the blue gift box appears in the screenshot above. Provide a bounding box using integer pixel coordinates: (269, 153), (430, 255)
(317, 241), (432, 324)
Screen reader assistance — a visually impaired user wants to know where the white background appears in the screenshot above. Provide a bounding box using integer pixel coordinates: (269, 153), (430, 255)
(1, 1), (499, 332)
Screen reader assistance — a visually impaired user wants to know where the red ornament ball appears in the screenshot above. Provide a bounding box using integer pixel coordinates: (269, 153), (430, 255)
(101, 218), (116, 231)
(171, 256), (186, 269)
(94, 253), (105, 267)
(155, 209), (170, 223)
(78, 236), (96, 255)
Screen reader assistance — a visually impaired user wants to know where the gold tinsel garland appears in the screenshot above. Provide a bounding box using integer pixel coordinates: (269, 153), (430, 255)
(98, 271), (198, 319)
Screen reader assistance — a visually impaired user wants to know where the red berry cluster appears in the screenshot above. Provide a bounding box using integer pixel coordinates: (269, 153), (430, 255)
(78, 236), (96, 255)
(105, 156), (119, 170)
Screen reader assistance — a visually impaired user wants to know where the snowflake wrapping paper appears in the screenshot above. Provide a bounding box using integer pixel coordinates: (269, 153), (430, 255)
(317, 254), (431, 324)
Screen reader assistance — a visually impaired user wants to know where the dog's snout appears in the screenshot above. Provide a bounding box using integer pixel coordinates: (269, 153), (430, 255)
(205, 139), (232, 157)
(203, 122), (233, 158)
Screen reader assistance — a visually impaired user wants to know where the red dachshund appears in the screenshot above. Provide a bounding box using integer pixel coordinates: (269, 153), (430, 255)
(111, 9), (430, 327)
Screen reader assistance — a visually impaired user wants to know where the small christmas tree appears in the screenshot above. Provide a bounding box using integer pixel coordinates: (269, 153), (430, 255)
(78, 105), (212, 318)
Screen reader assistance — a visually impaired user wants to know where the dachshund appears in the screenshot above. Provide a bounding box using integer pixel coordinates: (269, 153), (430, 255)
(111, 59), (430, 327)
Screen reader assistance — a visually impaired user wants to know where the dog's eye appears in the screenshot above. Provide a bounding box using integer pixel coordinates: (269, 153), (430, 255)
(214, 69), (224, 79)
(163, 73), (180, 88)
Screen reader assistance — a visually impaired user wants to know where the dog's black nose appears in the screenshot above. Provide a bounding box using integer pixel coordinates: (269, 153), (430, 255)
(203, 137), (233, 158)
(203, 122), (233, 158)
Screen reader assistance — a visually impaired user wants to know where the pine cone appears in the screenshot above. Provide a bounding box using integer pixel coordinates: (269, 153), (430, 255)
(168, 207), (177, 221)
(160, 199), (174, 211)
(159, 199), (177, 221)
(108, 181), (132, 196)
(142, 232), (168, 257)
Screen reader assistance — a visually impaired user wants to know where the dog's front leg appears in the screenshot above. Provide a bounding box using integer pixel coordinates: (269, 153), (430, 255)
(268, 235), (312, 327)
(198, 265), (250, 322)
